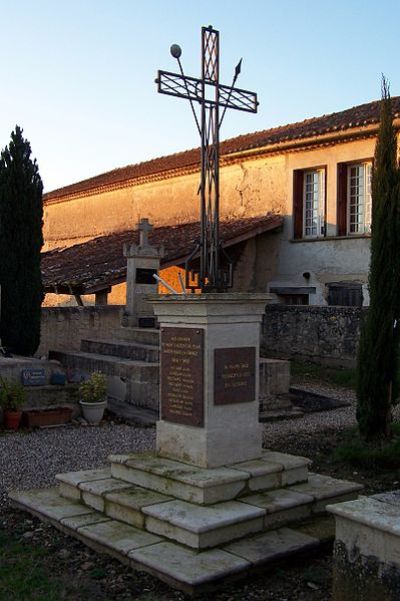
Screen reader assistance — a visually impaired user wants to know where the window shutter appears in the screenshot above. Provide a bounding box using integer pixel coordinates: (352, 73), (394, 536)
(293, 170), (304, 239)
(337, 163), (348, 236)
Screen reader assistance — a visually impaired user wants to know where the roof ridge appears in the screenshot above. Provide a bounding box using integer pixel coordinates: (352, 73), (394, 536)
(44, 95), (400, 202)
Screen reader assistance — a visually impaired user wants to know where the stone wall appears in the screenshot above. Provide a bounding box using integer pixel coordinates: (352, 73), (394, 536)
(262, 304), (365, 367)
(38, 306), (123, 357)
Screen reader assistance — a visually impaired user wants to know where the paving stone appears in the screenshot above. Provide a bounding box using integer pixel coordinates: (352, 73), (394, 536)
(292, 473), (363, 512)
(78, 519), (162, 555)
(223, 527), (319, 564)
(79, 478), (133, 512)
(105, 487), (173, 528)
(129, 541), (250, 586)
(143, 499), (265, 549)
(9, 487), (93, 521)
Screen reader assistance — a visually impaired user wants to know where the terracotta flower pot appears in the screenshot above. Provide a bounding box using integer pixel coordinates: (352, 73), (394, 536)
(4, 409), (22, 431)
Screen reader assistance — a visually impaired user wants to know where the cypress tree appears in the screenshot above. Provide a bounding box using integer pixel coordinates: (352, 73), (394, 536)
(356, 79), (400, 441)
(0, 126), (44, 356)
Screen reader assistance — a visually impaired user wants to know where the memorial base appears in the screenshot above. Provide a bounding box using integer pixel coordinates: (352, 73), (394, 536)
(156, 419), (262, 468)
(150, 293), (271, 468)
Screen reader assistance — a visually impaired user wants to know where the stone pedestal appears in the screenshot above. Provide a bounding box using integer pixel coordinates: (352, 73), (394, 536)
(151, 293), (272, 468)
(122, 218), (163, 328)
(328, 492), (400, 601)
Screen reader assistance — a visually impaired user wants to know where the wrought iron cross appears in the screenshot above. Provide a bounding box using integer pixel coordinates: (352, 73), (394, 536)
(156, 25), (258, 292)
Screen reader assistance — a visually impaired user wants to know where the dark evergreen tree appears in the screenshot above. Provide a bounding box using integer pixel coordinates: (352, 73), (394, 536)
(356, 79), (400, 441)
(0, 126), (44, 356)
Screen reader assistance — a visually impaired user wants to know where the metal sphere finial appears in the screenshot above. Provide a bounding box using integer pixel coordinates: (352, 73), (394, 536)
(170, 44), (182, 59)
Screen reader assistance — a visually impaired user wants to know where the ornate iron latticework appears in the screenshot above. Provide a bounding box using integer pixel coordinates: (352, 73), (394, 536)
(156, 26), (258, 292)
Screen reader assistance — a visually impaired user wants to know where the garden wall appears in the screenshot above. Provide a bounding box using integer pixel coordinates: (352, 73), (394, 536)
(39, 304), (365, 368)
(262, 305), (366, 368)
(38, 306), (123, 357)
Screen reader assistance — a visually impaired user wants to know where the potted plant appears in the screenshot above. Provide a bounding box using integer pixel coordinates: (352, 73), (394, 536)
(79, 372), (107, 424)
(0, 376), (26, 430)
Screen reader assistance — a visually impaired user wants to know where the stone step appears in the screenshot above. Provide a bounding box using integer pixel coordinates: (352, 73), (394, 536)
(116, 327), (160, 346)
(80, 339), (159, 363)
(49, 350), (159, 382)
(109, 450), (310, 505)
(56, 466), (362, 550)
(9, 485), (325, 595)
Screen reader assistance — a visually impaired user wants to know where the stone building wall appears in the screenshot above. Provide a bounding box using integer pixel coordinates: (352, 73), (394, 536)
(38, 305), (123, 357)
(262, 304), (365, 367)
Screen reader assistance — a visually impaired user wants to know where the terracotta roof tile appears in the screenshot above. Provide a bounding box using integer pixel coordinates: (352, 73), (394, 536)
(44, 96), (400, 203)
(41, 214), (283, 294)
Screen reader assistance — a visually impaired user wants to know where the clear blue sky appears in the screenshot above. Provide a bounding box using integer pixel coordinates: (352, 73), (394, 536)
(0, 0), (399, 192)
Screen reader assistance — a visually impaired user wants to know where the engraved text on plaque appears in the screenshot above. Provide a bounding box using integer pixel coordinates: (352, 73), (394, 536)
(161, 327), (204, 426)
(214, 347), (256, 405)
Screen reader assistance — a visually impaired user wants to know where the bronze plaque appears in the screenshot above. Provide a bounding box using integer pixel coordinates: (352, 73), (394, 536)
(161, 327), (204, 427)
(214, 347), (256, 405)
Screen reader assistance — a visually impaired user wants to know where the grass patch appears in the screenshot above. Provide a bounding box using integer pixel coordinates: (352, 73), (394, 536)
(334, 424), (400, 470)
(291, 360), (357, 389)
(0, 530), (64, 600)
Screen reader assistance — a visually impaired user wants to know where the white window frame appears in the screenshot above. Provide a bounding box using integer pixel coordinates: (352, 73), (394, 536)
(347, 162), (372, 235)
(303, 169), (325, 238)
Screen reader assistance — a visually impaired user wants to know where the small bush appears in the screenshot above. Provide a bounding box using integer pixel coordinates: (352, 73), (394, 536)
(335, 425), (400, 469)
(0, 377), (26, 410)
(79, 372), (107, 403)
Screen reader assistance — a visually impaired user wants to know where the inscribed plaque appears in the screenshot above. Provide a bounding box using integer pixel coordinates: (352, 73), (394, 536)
(21, 368), (46, 386)
(161, 327), (204, 427)
(214, 347), (256, 405)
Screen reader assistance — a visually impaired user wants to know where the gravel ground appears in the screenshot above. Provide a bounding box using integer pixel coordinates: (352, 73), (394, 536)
(0, 422), (155, 510)
(0, 383), (396, 600)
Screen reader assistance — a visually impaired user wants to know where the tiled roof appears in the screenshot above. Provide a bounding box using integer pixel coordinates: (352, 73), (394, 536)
(44, 96), (400, 203)
(41, 214), (283, 294)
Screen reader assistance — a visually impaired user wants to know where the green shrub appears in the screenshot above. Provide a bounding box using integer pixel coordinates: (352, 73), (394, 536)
(79, 372), (107, 403)
(335, 425), (400, 470)
(0, 377), (26, 410)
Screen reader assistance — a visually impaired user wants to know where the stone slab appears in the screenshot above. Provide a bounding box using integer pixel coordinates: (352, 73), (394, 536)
(80, 478), (133, 512)
(223, 527), (319, 565)
(292, 473), (363, 512)
(240, 488), (313, 529)
(56, 467), (111, 487)
(143, 499), (265, 549)
(327, 496), (400, 537)
(9, 487), (93, 522)
(61, 512), (111, 530)
(231, 450), (309, 490)
(373, 490), (400, 506)
(105, 487), (173, 529)
(110, 453), (249, 504)
(129, 541), (250, 589)
(78, 519), (162, 555)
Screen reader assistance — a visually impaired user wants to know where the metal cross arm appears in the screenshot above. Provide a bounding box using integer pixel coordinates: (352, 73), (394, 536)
(156, 26), (258, 292)
(156, 70), (258, 113)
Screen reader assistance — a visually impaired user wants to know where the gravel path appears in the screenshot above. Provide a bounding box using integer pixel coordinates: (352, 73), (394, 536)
(0, 423), (155, 511)
(2, 381), (396, 511)
(264, 383), (357, 447)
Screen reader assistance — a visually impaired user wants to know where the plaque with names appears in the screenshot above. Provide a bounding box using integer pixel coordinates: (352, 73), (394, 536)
(214, 347), (256, 405)
(161, 327), (204, 427)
